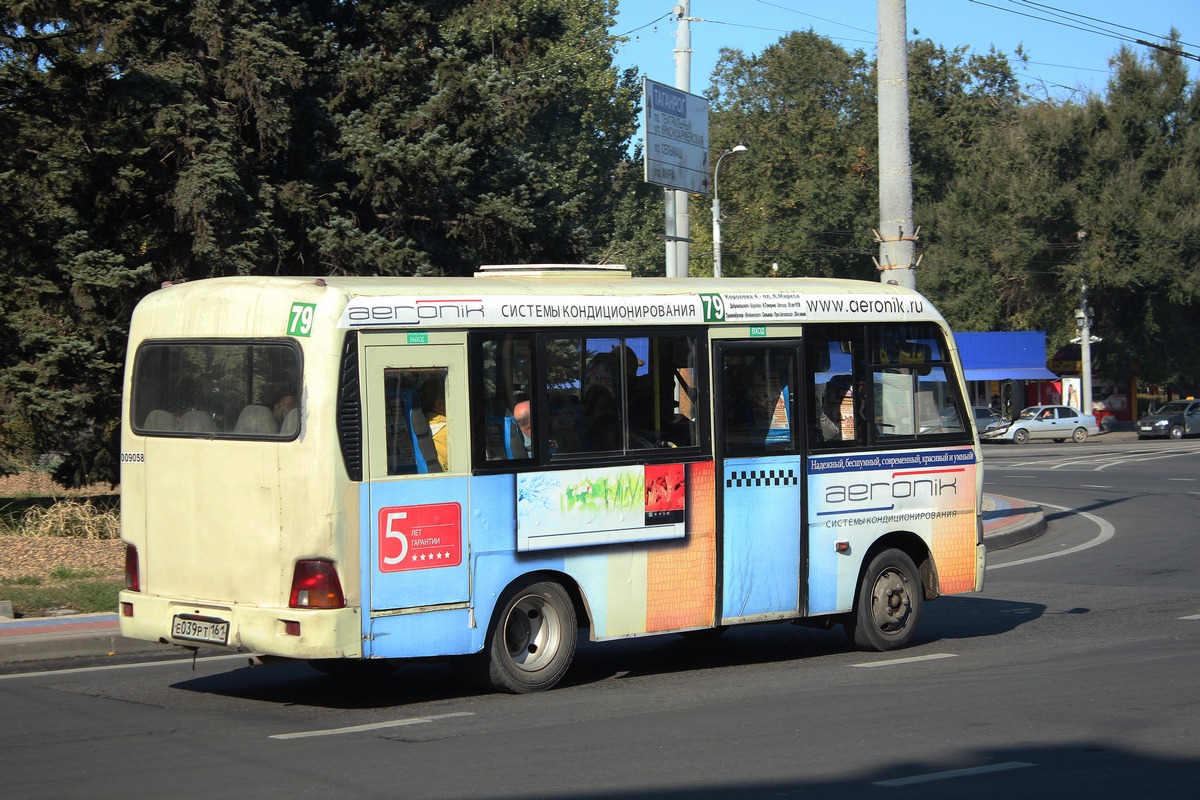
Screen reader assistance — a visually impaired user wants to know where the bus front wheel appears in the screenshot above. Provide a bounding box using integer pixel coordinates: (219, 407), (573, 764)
(486, 579), (577, 693)
(844, 549), (923, 651)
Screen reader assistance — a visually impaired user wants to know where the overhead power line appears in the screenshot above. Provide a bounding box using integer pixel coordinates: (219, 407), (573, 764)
(1011, 0), (1198, 50)
(970, 0), (1199, 62)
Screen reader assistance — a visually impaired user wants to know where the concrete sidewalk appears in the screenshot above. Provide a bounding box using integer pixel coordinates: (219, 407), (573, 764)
(0, 494), (1045, 666)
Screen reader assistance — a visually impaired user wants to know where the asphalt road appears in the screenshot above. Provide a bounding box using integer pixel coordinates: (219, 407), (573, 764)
(2, 434), (1197, 798)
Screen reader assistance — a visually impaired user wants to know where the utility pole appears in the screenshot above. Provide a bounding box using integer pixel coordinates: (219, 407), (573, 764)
(1075, 283), (1094, 416)
(876, 0), (916, 289)
(670, 1), (692, 278)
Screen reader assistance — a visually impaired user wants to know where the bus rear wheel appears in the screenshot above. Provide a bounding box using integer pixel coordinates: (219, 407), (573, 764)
(844, 549), (923, 651)
(486, 579), (577, 693)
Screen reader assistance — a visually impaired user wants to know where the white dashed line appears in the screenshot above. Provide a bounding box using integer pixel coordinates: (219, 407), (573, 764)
(851, 653), (956, 668)
(873, 761), (1036, 786)
(270, 712), (474, 740)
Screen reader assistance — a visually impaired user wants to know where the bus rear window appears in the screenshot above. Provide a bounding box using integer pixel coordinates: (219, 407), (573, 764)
(130, 340), (302, 439)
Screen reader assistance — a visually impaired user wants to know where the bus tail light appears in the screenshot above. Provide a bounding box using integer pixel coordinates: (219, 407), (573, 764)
(289, 560), (345, 609)
(124, 544), (140, 592)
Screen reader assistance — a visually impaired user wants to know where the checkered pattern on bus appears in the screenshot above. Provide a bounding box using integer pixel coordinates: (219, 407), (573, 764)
(724, 468), (798, 489)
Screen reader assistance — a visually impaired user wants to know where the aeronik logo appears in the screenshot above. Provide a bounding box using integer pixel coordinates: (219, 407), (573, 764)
(345, 298), (485, 327)
(823, 469), (962, 509)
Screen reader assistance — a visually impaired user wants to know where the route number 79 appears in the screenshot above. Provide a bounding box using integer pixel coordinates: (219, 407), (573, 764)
(699, 293), (725, 323)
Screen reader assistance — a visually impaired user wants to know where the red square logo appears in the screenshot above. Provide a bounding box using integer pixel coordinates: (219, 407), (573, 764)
(378, 503), (462, 572)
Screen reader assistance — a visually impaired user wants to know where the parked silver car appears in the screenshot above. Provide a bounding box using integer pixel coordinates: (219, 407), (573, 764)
(973, 406), (1003, 433)
(1136, 399), (1200, 439)
(989, 404), (1099, 444)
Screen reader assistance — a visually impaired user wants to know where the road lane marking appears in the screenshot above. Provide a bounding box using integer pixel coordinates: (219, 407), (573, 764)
(1180, 614), (1200, 620)
(0, 653), (249, 681)
(987, 502), (1114, 570)
(270, 712), (474, 739)
(873, 761), (1035, 786)
(851, 653), (956, 668)
(1097, 448), (1200, 470)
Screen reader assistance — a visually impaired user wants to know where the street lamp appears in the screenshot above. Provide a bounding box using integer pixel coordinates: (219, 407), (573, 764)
(712, 144), (747, 278)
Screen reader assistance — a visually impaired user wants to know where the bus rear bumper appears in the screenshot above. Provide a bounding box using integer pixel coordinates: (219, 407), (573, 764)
(118, 591), (363, 660)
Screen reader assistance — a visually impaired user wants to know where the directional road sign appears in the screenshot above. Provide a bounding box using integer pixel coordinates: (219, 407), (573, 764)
(643, 78), (710, 195)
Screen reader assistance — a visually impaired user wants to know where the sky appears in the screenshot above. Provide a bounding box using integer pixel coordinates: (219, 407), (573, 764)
(610, 0), (1200, 102)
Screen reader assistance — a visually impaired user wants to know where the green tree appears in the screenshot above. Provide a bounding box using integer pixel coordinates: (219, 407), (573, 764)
(919, 101), (1088, 334)
(704, 30), (877, 279)
(921, 34), (1200, 390)
(1071, 37), (1200, 386)
(315, 0), (640, 275)
(0, 0), (639, 483)
(906, 38), (1022, 205)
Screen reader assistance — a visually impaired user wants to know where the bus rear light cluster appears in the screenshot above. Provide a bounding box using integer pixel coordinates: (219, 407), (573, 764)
(289, 560), (345, 609)
(124, 544), (140, 592)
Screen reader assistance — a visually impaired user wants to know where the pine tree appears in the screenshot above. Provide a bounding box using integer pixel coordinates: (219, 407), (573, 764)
(0, 0), (639, 483)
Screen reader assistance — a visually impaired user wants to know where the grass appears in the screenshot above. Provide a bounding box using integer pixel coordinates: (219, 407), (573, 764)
(1, 578), (124, 617)
(1, 484), (124, 618)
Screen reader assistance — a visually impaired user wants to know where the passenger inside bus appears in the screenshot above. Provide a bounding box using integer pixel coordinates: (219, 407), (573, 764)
(272, 393), (297, 425)
(819, 375), (854, 442)
(581, 382), (621, 451)
(419, 378), (449, 471)
(513, 400), (533, 458)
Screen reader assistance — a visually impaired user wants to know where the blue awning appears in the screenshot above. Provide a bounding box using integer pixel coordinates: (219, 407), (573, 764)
(954, 332), (1059, 382)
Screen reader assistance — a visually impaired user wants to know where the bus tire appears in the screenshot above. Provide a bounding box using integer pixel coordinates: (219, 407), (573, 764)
(844, 549), (923, 652)
(486, 579), (577, 693)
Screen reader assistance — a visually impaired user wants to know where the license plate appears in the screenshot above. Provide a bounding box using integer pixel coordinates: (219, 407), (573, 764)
(1139, 426), (1152, 432)
(171, 614), (230, 646)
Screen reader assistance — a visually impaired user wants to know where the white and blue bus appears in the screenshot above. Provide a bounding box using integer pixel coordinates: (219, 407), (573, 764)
(118, 265), (985, 692)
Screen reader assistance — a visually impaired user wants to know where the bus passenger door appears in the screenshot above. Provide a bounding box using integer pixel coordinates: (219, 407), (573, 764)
(362, 341), (470, 619)
(714, 341), (805, 625)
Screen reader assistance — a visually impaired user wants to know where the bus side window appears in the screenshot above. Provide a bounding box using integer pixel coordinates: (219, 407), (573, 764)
(478, 334), (534, 462)
(870, 323), (965, 441)
(807, 329), (863, 448)
(721, 348), (796, 455)
(383, 369), (447, 474)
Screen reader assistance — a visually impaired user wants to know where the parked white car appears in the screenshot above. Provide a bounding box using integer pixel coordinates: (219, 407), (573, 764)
(988, 404), (1100, 444)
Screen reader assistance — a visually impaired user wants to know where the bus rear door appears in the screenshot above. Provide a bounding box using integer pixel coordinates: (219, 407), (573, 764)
(362, 339), (471, 655)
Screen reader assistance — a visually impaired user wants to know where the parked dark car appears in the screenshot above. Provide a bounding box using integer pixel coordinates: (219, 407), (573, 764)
(1136, 399), (1200, 439)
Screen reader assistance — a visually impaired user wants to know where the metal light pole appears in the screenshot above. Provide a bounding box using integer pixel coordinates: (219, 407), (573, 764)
(712, 144), (747, 278)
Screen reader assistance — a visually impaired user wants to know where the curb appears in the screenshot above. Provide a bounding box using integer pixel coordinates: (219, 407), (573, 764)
(981, 493), (1046, 551)
(0, 613), (175, 665)
(1, 493), (1046, 666)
